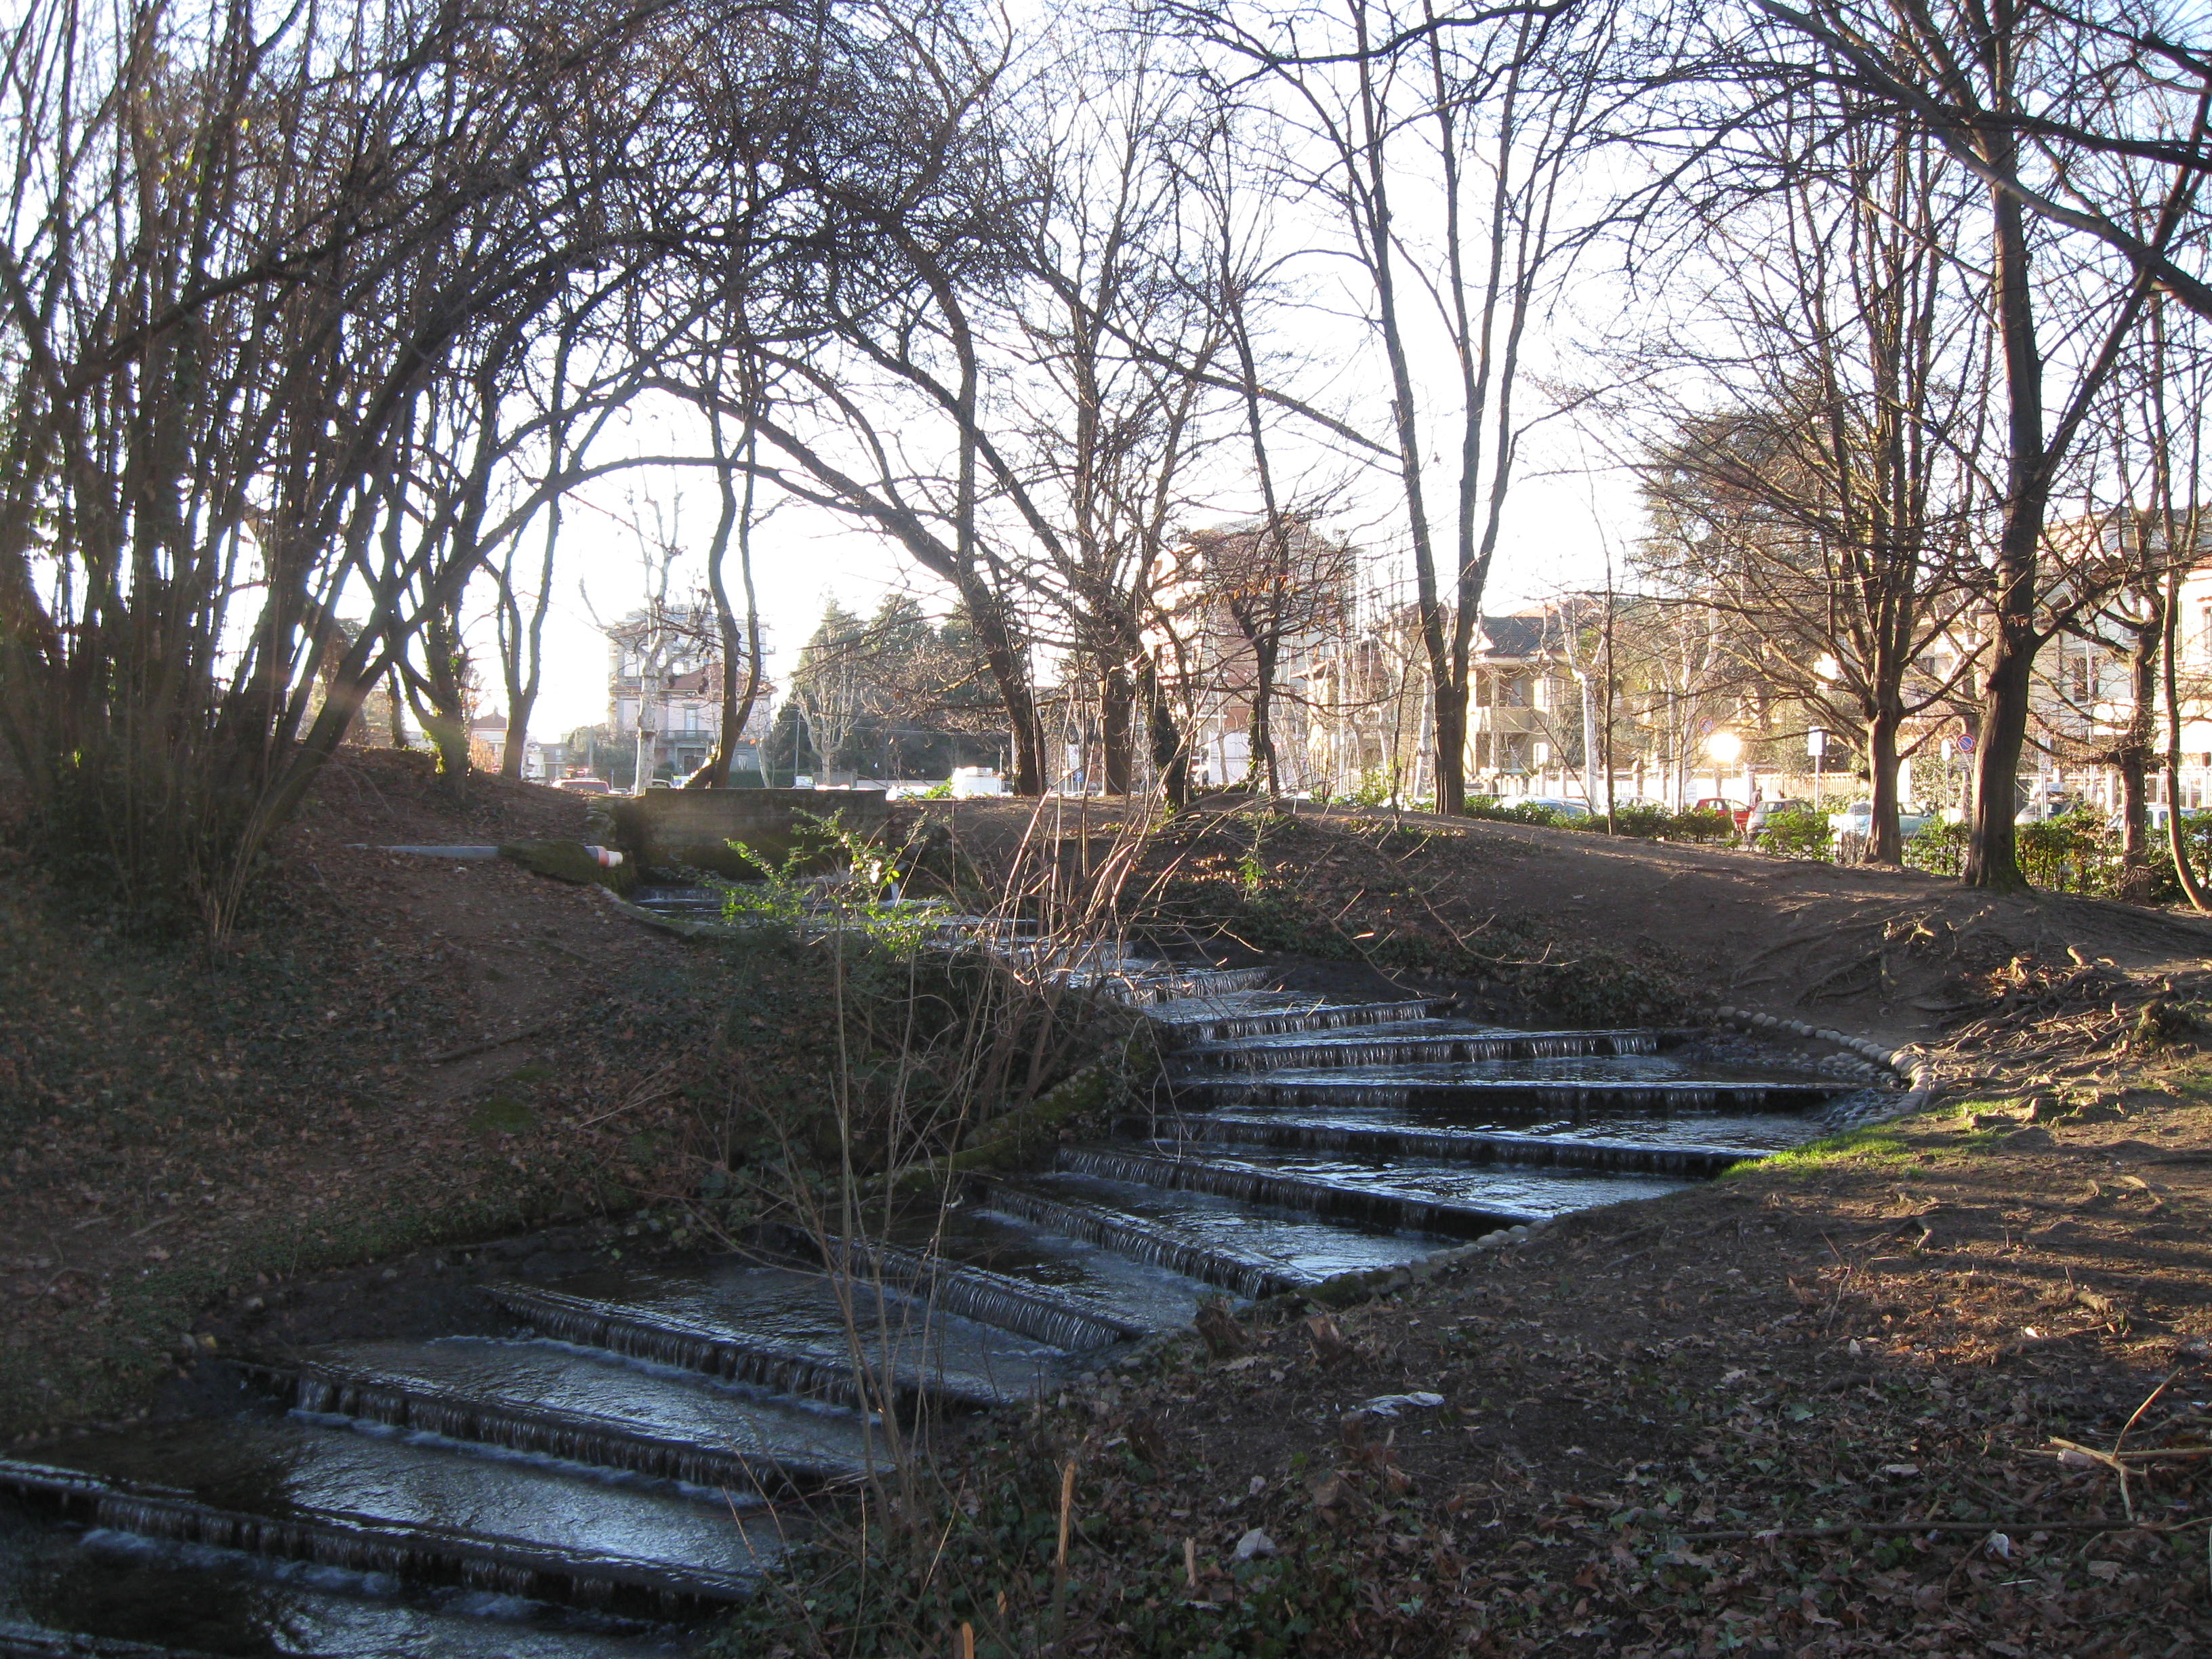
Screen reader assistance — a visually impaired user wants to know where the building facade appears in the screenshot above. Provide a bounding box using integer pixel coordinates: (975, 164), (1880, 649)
(607, 607), (773, 783)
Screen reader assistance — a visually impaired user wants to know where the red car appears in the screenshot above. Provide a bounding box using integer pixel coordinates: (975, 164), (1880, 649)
(1692, 796), (1753, 834)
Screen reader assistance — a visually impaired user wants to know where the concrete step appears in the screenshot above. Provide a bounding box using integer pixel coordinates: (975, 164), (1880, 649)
(0, 1414), (782, 1614)
(1151, 1116), (1774, 1178)
(242, 1336), (878, 1490)
(1053, 1145), (1550, 1237)
(1171, 1023), (1700, 1070)
(1145, 993), (1442, 1044)
(488, 1261), (1072, 1412)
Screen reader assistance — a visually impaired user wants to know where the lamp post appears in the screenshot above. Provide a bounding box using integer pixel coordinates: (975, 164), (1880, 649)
(1809, 726), (1826, 806)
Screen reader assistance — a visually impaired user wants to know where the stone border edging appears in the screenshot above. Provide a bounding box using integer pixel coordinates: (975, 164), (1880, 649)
(1705, 1002), (1937, 1120)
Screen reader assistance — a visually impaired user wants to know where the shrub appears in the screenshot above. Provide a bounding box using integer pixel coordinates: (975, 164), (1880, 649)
(2017, 808), (2109, 892)
(1464, 798), (1593, 830)
(1754, 806), (1832, 859)
(1668, 806), (1738, 844)
(1605, 802), (1676, 838)
(1345, 766), (1404, 808)
(1904, 817), (1969, 878)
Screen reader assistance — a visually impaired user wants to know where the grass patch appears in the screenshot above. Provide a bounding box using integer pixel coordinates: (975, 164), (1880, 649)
(1735, 1124), (1922, 1176)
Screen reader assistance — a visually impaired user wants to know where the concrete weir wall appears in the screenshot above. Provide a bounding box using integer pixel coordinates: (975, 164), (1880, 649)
(607, 789), (890, 878)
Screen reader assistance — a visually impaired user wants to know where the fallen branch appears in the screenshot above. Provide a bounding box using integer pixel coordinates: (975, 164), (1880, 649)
(2030, 1443), (2212, 1465)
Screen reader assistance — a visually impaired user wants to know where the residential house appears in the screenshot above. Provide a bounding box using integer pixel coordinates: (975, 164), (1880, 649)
(607, 607), (773, 783)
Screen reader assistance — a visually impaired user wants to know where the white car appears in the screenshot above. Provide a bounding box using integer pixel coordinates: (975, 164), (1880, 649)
(2103, 803), (2171, 832)
(1827, 800), (1932, 838)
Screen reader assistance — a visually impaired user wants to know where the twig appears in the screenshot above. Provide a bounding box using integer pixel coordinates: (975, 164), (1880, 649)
(2028, 1444), (2212, 1464)
(2115, 1369), (2180, 1457)
(2044, 1439), (2134, 1521)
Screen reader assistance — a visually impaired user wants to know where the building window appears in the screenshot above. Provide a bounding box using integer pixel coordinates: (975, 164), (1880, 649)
(2066, 653), (2093, 705)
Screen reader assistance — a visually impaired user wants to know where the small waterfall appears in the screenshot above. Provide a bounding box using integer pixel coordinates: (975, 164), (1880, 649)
(1106, 966), (1275, 1004)
(488, 1288), (992, 1411)
(1158, 1120), (1761, 1178)
(1176, 1031), (1666, 1070)
(1172, 1078), (1836, 1114)
(266, 1367), (786, 1490)
(766, 1228), (1143, 1352)
(969, 1181), (1303, 1299)
(1161, 998), (1437, 1043)
(0, 1464), (756, 1610)
(1054, 1147), (1534, 1238)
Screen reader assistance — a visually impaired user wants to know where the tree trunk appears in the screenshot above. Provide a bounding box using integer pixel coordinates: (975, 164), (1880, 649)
(1963, 150), (2047, 889)
(1101, 662), (1136, 794)
(2114, 605), (2163, 897)
(689, 418), (754, 790)
(1866, 702), (1904, 863)
(404, 608), (472, 798)
(1246, 635), (1279, 793)
(1433, 694), (1468, 814)
(1146, 660), (1189, 807)
(499, 498), (560, 782)
(2163, 567), (2212, 910)
(964, 594), (1046, 795)
(1964, 606), (2039, 886)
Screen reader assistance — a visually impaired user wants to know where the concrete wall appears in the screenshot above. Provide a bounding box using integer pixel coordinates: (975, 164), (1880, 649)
(609, 788), (890, 877)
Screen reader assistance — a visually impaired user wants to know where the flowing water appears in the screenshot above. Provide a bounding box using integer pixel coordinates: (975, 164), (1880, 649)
(0, 935), (1875, 1653)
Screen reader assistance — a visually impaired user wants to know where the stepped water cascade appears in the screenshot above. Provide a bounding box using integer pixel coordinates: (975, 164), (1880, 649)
(0, 893), (1885, 1655)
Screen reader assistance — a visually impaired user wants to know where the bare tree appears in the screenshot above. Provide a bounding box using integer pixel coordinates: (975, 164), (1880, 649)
(1006, 47), (1245, 799)
(1666, 0), (2198, 884)
(1739, 0), (2212, 316)
(1627, 98), (1994, 859)
(0, 0), (870, 928)
(1175, 0), (1621, 815)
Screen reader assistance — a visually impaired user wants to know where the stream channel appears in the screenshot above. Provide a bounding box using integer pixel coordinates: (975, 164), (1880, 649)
(1, 902), (1896, 1656)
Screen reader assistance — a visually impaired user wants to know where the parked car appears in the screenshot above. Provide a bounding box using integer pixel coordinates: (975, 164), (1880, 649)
(1691, 796), (1752, 834)
(2104, 802), (2173, 832)
(2015, 789), (2084, 825)
(552, 776), (609, 795)
(1521, 796), (1591, 819)
(1744, 797), (1813, 837)
(1827, 800), (1933, 839)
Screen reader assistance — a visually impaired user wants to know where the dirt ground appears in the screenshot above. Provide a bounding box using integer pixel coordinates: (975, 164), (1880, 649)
(0, 752), (726, 1438)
